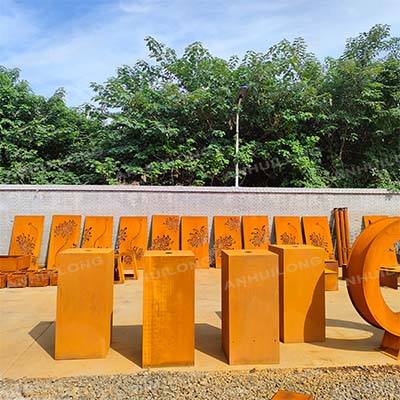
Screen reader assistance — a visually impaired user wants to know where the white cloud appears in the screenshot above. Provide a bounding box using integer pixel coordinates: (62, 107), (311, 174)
(0, 0), (39, 49)
(1, 0), (399, 106)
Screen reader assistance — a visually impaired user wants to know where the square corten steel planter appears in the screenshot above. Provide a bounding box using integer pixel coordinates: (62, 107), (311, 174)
(49, 270), (58, 286)
(7, 272), (28, 288)
(55, 248), (114, 360)
(143, 250), (195, 367)
(28, 270), (49, 287)
(221, 249), (280, 365)
(0, 273), (7, 288)
(269, 244), (326, 343)
(0, 255), (31, 272)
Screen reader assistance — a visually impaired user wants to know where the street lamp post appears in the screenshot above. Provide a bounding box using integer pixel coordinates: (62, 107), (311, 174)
(235, 85), (248, 187)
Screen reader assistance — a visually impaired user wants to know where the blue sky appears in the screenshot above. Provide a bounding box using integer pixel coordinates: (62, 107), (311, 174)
(1, 0), (399, 106)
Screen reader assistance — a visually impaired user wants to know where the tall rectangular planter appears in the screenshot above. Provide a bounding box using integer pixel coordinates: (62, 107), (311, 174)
(221, 249), (279, 365)
(55, 248), (114, 359)
(269, 244), (325, 343)
(143, 250), (195, 367)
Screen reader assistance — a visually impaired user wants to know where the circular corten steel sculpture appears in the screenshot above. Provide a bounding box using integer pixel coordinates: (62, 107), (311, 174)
(347, 217), (400, 359)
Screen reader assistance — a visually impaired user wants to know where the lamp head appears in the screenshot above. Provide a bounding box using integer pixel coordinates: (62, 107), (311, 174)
(238, 85), (248, 100)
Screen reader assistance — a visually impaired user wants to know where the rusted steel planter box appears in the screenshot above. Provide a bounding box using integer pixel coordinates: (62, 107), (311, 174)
(143, 250), (195, 367)
(28, 271), (49, 287)
(0, 255), (31, 272)
(55, 248), (114, 360)
(325, 260), (339, 291)
(269, 244), (325, 343)
(221, 249), (279, 365)
(0, 273), (7, 288)
(49, 270), (58, 286)
(7, 272), (28, 288)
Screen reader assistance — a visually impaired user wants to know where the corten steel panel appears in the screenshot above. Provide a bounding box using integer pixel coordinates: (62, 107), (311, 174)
(55, 248), (114, 360)
(269, 245), (326, 343)
(302, 216), (335, 261)
(242, 216), (270, 249)
(9, 216), (44, 269)
(143, 250), (195, 367)
(274, 216), (303, 245)
(117, 216), (148, 270)
(151, 215), (180, 251)
(181, 216), (209, 268)
(302, 216), (338, 291)
(213, 216), (242, 268)
(362, 215), (388, 228)
(0, 255), (30, 272)
(221, 249), (279, 365)
(47, 215), (81, 270)
(82, 216), (113, 248)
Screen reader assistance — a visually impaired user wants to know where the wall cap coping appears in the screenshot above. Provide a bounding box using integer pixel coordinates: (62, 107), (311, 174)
(0, 185), (398, 196)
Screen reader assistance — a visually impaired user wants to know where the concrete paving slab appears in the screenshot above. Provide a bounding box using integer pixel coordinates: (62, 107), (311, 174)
(0, 269), (398, 378)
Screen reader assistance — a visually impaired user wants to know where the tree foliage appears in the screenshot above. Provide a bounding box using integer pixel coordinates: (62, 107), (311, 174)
(1, 24), (399, 188)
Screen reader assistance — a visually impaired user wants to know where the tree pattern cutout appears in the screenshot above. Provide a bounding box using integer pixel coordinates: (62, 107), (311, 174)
(224, 217), (240, 231)
(152, 234), (174, 250)
(117, 226), (145, 263)
(16, 233), (37, 265)
(280, 232), (297, 245)
(82, 226), (93, 244)
(187, 226), (208, 248)
(309, 232), (334, 259)
(249, 225), (269, 247)
(163, 216), (179, 232)
(54, 219), (79, 254)
(214, 235), (236, 258)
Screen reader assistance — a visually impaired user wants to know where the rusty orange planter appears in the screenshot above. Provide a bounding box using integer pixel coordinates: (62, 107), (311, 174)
(221, 249), (279, 365)
(143, 250), (195, 367)
(117, 216), (148, 270)
(151, 215), (180, 251)
(269, 244), (325, 343)
(242, 216), (270, 249)
(49, 270), (58, 286)
(0, 273), (7, 288)
(7, 272), (28, 288)
(82, 216), (114, 248)
(28, 270), (49, 287)
(213, 216), (241, 268)
(274, 216), (303, 245)
(47, 215), (82, 270)
(55, 248), (114, 360)
(181, 216), (209, 268)
(0, 255), (31, 272)
(9, 215), (44, 270)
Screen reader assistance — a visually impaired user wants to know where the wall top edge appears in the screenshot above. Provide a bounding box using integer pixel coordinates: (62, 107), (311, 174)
(0, 185), (398, 196)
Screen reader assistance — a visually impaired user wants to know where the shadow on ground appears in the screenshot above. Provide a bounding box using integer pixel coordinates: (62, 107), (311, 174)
(310, 318), (382, 352)
(29, 322), (227, 365)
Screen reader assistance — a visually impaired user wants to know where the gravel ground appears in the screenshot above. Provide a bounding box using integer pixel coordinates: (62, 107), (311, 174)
(1, 365), (399, 400)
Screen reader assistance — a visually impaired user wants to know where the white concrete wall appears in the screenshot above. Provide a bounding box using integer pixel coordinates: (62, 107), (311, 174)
(0, 185), (399, 266)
